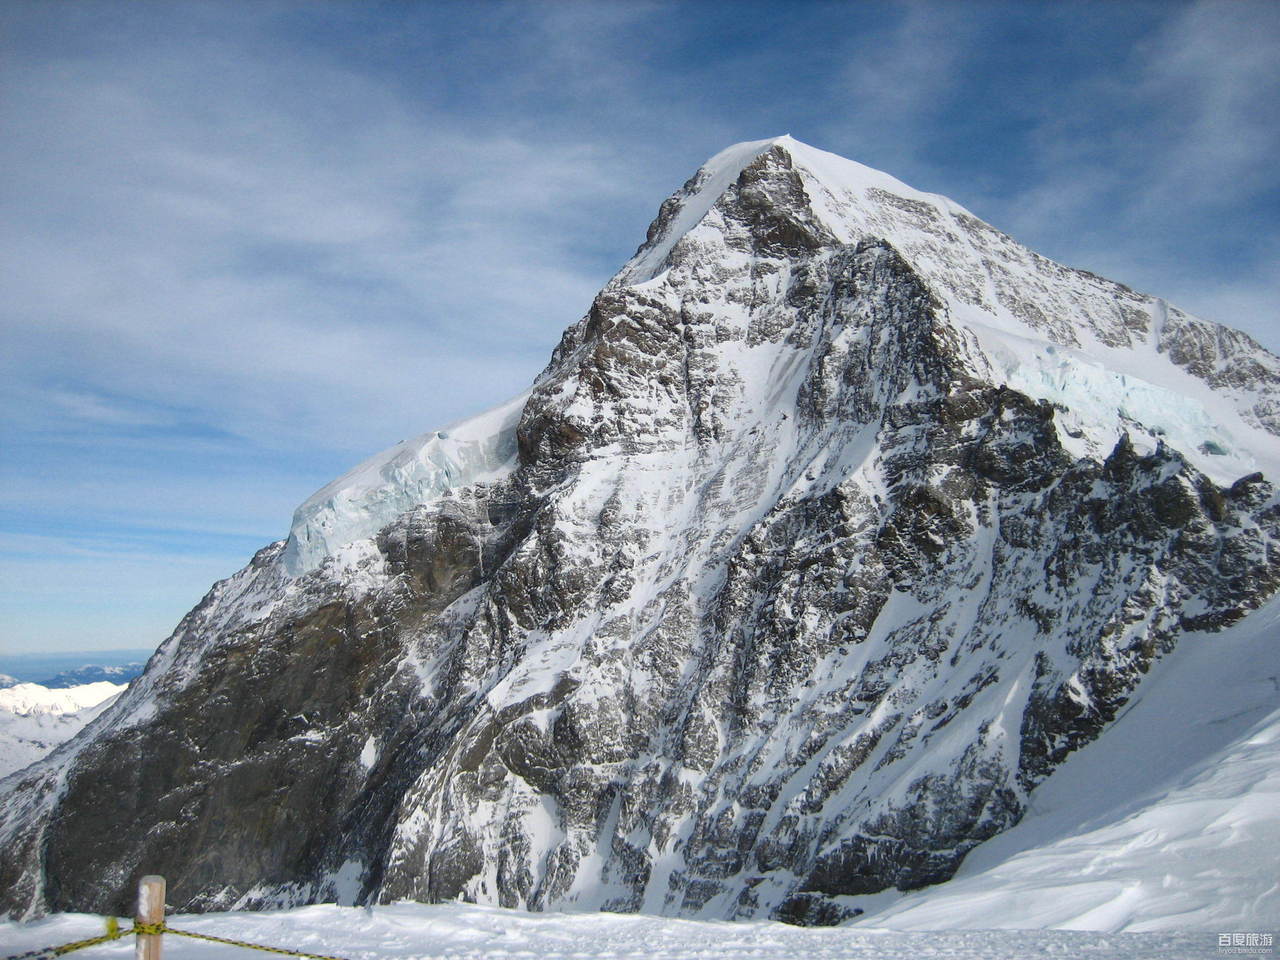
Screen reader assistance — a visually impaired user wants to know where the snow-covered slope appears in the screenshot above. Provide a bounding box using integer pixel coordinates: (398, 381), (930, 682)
(1, 136), (1276, 927)
(0, 681), (125, 780)
(851, 595), (1280, 932)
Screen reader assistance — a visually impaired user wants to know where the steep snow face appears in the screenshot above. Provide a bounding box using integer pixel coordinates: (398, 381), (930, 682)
(282, 392), (527, 576)
(1, 137), (1277, 926)
(0, 682), (125, 780)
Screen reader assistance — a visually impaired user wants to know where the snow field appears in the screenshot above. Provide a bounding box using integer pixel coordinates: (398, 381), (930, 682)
(0, 903), (1237, 960)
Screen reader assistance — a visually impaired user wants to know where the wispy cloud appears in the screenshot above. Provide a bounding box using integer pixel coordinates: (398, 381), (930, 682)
(1132, 0), (1280, 207)
(829, 1), (979, 165)
(0, 1), (683, 651)
(0, 13), (631, 459)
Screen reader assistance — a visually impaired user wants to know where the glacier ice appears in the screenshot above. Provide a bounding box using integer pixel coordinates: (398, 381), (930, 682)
(282, 391), (528, 576)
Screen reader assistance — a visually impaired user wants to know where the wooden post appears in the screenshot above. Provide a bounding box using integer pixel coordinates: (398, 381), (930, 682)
(135, 875), (165, 960)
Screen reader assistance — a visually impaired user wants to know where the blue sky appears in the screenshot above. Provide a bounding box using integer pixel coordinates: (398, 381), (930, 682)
(2, 0), (1277, 655)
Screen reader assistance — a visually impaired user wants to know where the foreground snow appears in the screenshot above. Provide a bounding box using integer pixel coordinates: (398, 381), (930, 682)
(0, 681), (125, 780)
(0, 902), (1241, 960)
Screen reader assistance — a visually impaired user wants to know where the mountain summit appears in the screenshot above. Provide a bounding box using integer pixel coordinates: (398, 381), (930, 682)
(285, 136), (1279, 578)
(2, 137), (1277, 925)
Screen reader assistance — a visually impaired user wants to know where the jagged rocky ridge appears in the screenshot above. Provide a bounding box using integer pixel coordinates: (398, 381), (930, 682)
(1, 137), (1277, 925)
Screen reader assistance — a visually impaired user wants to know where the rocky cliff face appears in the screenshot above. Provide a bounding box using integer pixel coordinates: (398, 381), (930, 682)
(2, 137), (1277, 925)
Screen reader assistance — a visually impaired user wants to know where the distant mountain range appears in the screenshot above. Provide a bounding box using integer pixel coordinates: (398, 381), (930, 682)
(0, 654), (145, 779)
(0, 650), (150, 689)
(32, 663), (145, 689)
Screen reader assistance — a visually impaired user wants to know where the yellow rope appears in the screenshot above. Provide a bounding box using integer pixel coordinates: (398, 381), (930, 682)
(3, 919), (357, 960)
(2, 917), (130, 960)
(165, 925), (355, 960)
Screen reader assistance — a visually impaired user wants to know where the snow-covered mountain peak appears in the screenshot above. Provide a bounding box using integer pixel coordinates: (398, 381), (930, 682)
(611, 136), (1280, 487)
(0, 682), (125, 717)
(617, 135), (965, 286)
(3, 136), (1279, 927)
(0, 681), (126, 781)
(278, 137), (1277, 581)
